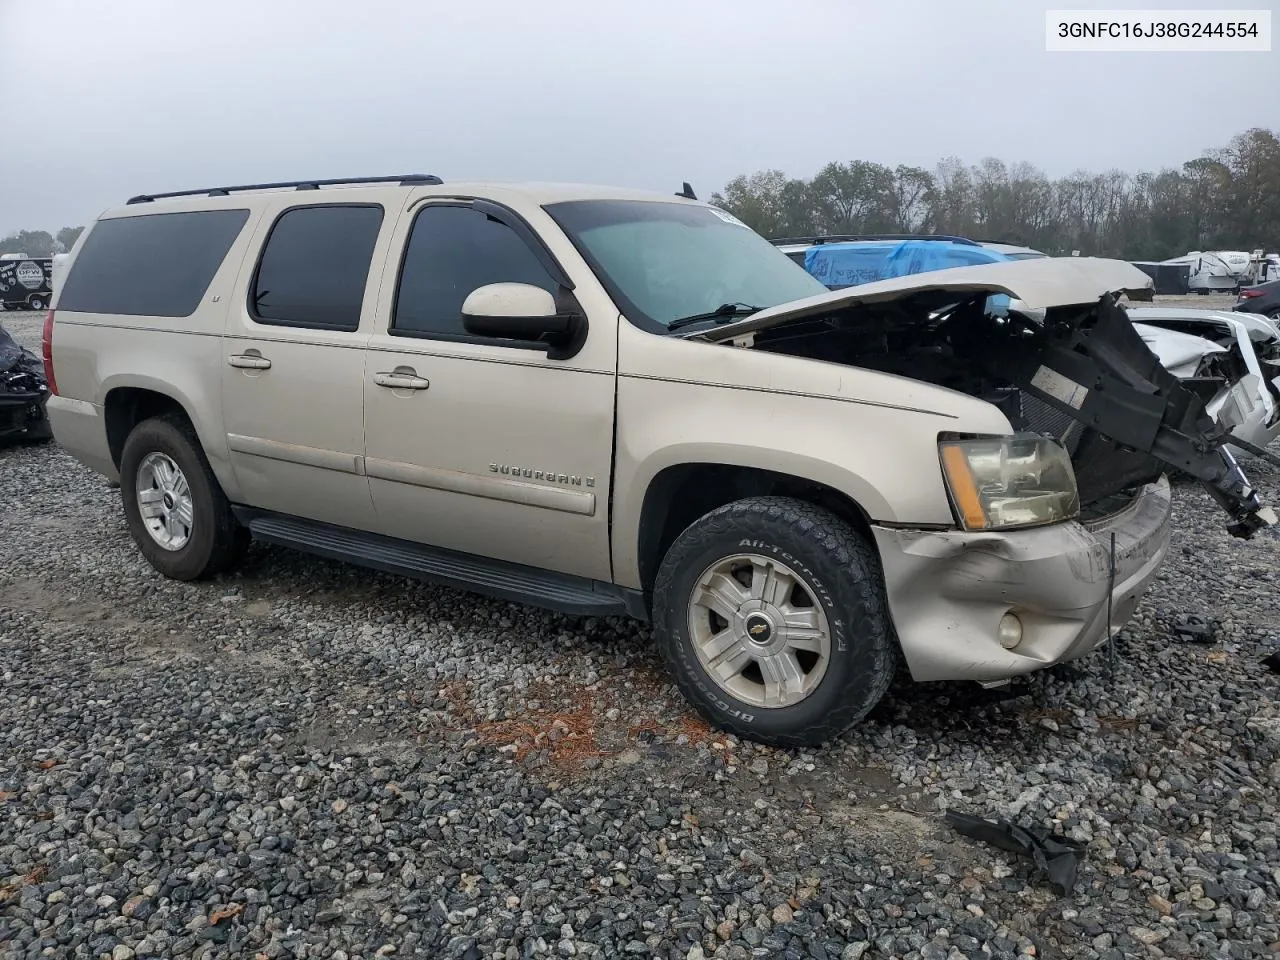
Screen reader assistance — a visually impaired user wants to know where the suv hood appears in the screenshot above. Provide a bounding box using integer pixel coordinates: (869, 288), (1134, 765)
(685, 257), (1155, 343)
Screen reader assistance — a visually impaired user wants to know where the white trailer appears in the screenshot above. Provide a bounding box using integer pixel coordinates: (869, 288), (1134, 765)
(1160, 251), (1242, 293)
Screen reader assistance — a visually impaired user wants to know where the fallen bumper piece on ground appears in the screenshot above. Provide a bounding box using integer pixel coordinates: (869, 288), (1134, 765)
(1172, 613), (1219, 644)
(945, 808), (1088, 895)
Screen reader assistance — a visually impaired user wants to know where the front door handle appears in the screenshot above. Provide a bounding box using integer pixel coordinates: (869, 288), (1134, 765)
(373, 370), (430, 390)
(228, 354), (272, 370)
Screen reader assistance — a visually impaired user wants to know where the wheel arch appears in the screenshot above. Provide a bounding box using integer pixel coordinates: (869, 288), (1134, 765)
(634, 462), (877, 603)
(104, 386), (191, 469)
(102, 383), (237, 500)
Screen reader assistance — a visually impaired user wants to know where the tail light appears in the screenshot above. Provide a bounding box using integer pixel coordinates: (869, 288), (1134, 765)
(1238, 289), (1263, 299)
(41, 309), (58, 396)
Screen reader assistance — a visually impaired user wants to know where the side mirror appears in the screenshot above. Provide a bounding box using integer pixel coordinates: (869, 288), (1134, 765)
(462, 282), (580, 343)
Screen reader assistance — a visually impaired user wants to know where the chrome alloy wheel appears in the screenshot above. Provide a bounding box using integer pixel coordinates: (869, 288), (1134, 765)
(687, 553), (832, 708)
(135, 452), (194, 551)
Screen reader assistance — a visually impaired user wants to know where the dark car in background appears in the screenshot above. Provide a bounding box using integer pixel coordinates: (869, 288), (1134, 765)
(1236, 279), (1280, 320)
(0, 323), (52, 443)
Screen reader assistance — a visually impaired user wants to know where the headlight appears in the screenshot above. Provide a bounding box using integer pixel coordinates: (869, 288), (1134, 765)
(938, 433), (1080, 531)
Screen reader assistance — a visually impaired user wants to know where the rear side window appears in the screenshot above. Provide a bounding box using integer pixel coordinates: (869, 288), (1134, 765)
(250, 204), (384, 331)
(57, 209), (249, 317)
(392, 205), (558, 338)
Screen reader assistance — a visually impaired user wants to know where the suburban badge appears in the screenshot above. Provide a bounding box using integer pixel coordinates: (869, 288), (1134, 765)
(489, 463), (595, 488)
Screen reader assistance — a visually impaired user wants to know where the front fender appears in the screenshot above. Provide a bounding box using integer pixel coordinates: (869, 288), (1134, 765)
(609, 376), (1004, 589)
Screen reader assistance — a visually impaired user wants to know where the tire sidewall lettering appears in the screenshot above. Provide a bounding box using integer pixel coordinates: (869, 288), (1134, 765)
(734, 537), (848, 652)
(670, 621), (757, 723)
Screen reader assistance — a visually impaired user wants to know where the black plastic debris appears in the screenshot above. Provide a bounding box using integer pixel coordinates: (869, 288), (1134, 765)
(1263, 650), (1280, 674)
(945, 809), (1088, 895)
(1172, 614), (1218, 644)
(0, 323), (52, 443)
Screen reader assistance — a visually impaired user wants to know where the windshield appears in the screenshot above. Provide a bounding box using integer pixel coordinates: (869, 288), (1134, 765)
(543, 199), (828, 333)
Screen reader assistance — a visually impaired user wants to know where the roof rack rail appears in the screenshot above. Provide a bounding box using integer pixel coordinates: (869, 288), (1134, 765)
(770, 233), (981, 247)
(126, 174), (444, 205)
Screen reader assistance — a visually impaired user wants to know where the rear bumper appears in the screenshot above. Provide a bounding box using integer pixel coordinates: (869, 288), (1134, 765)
(45, 394), (118, 480)
(872, 476), (1172, 682)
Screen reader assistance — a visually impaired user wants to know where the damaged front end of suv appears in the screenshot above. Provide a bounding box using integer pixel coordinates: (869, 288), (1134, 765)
(687, 258), (1279, 540)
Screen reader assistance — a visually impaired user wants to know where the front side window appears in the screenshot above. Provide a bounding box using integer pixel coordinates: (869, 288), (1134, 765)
(544, 199), (827, 334)
(392, 205), (559, 338)
(251, 204), (384, 331)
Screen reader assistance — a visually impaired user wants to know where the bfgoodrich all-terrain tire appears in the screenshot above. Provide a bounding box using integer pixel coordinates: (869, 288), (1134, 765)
(652, 496), (896, 748)
(119, 414), (249, 581)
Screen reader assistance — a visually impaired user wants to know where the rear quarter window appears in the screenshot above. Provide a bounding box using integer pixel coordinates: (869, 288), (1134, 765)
(57, 209), (250, 317)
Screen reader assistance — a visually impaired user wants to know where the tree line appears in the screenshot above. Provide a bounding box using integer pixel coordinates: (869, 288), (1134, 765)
(0, 227), (84, 258)
(709, 127), (1280, 261)
(5, 127), (1277, 263)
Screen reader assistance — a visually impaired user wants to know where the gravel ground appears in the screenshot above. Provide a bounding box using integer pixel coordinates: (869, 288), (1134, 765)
(2, 312), (1279, 960)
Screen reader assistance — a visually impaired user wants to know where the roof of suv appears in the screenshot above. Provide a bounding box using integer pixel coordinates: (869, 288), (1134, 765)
(104, 177), (705, 219)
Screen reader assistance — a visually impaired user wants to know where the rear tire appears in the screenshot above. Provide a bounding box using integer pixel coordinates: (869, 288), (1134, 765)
(119, 414), (249, 580)
(652, 496), (896, 748)
(28, 295), (47, 311)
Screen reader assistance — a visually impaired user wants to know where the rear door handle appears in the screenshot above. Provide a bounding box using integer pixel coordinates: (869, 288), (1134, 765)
(373, 370), (430, 390)
(228, 354), (272, 370)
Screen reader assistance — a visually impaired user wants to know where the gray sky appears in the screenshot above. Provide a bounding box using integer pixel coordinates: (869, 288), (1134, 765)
(0, 0), (1274, 236)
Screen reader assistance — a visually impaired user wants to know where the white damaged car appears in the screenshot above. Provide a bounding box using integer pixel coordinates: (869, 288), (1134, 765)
(1131, 307), (1280, 457)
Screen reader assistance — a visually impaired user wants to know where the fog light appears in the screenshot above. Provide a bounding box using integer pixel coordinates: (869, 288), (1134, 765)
(998, 613), (1023, 650)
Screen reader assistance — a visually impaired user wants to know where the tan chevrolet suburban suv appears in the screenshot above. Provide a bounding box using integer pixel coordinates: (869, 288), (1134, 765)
(43, 174), (1277, 747)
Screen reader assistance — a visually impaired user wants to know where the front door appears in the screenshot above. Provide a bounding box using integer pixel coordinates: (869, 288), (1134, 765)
(221, 201), (386, 529)
(362, 199), (616, 581)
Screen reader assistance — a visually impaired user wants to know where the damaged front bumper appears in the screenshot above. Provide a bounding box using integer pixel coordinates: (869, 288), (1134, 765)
(0, 390), (51, 440)
(872, 476), (1172, 683)
(1207, 374), (1280, 456)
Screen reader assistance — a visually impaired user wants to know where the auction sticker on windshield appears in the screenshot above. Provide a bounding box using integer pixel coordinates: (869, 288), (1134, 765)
(707, 207), (750, 228)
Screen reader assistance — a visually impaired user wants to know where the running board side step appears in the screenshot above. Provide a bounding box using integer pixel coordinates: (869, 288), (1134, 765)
(233, 508), (646, 620)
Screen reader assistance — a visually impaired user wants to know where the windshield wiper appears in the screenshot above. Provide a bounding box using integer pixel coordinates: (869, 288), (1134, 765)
(666, 302), (761, 333)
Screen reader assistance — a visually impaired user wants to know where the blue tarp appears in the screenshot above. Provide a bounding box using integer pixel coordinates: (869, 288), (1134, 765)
(803, 240), (1009, 287)
(802, 240), (1015, 313)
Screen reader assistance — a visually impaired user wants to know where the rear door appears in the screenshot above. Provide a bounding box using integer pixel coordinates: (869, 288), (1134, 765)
(361, 198), (617, 581)
(220, 200), (389, 528)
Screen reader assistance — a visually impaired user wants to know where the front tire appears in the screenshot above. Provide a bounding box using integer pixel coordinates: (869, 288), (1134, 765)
(28, 295), (47, 311)
(119, 415), (249, 580)
(652, 496), (896, 748)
